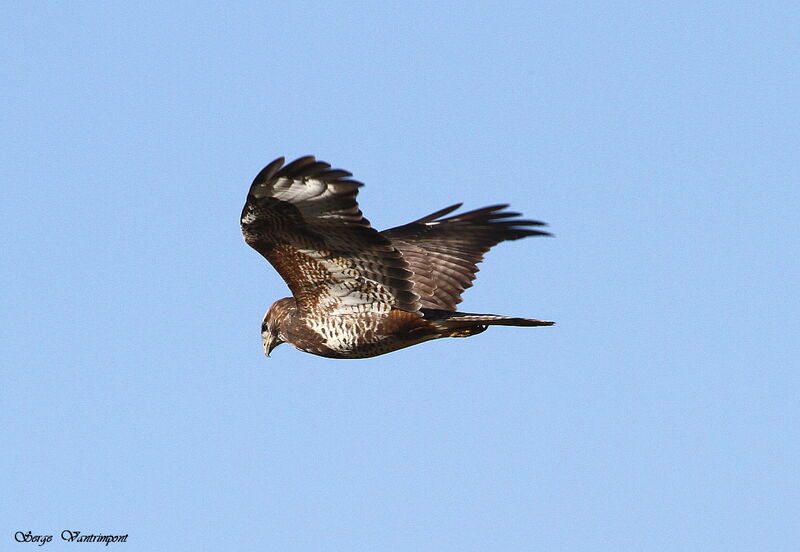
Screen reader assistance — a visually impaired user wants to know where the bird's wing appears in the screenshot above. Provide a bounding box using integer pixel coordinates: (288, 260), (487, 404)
(241, 156), (419, 316)
(381, 204), (550, 310)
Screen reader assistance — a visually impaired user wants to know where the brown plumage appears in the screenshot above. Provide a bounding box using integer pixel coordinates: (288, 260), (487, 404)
(241, 156), (554, 359)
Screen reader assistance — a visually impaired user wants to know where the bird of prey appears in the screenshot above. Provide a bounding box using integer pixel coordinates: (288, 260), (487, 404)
(241, 156), (554, 359)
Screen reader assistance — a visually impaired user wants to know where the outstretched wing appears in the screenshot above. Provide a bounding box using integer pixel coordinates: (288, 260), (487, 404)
(241, 156), (420, 316)
(381, 204), (550, 310)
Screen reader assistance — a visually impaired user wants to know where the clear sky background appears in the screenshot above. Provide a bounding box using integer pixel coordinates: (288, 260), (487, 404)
(2, 2), (798, 550)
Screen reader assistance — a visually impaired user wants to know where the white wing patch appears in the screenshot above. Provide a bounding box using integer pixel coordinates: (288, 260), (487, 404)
(256, 176), (362, 225)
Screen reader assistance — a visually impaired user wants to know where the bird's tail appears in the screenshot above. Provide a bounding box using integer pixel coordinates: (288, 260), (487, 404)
(422, 309), (554, 338)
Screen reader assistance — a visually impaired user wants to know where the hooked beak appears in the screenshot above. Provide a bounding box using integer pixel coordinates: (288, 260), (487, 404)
(263, 334), (278, 357)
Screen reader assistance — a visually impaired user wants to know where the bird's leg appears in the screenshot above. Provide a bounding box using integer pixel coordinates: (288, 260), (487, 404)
(445, 325), (488, 338)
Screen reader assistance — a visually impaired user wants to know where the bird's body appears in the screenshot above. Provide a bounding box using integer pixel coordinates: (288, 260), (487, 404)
(260, 298), (434, 359)
(241, 156), (554, 359)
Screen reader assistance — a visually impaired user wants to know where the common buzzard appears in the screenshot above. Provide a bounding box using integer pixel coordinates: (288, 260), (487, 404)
(241, 156), (554, 359)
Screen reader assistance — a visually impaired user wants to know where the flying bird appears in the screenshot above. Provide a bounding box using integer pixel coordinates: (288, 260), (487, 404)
(241, 156), (554, 359)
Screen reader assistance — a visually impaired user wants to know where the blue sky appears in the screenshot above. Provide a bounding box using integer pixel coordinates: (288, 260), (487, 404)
(2, 2), (798, 550)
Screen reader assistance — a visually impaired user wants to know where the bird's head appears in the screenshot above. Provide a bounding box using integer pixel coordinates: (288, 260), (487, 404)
(261, 297), (295, 357)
